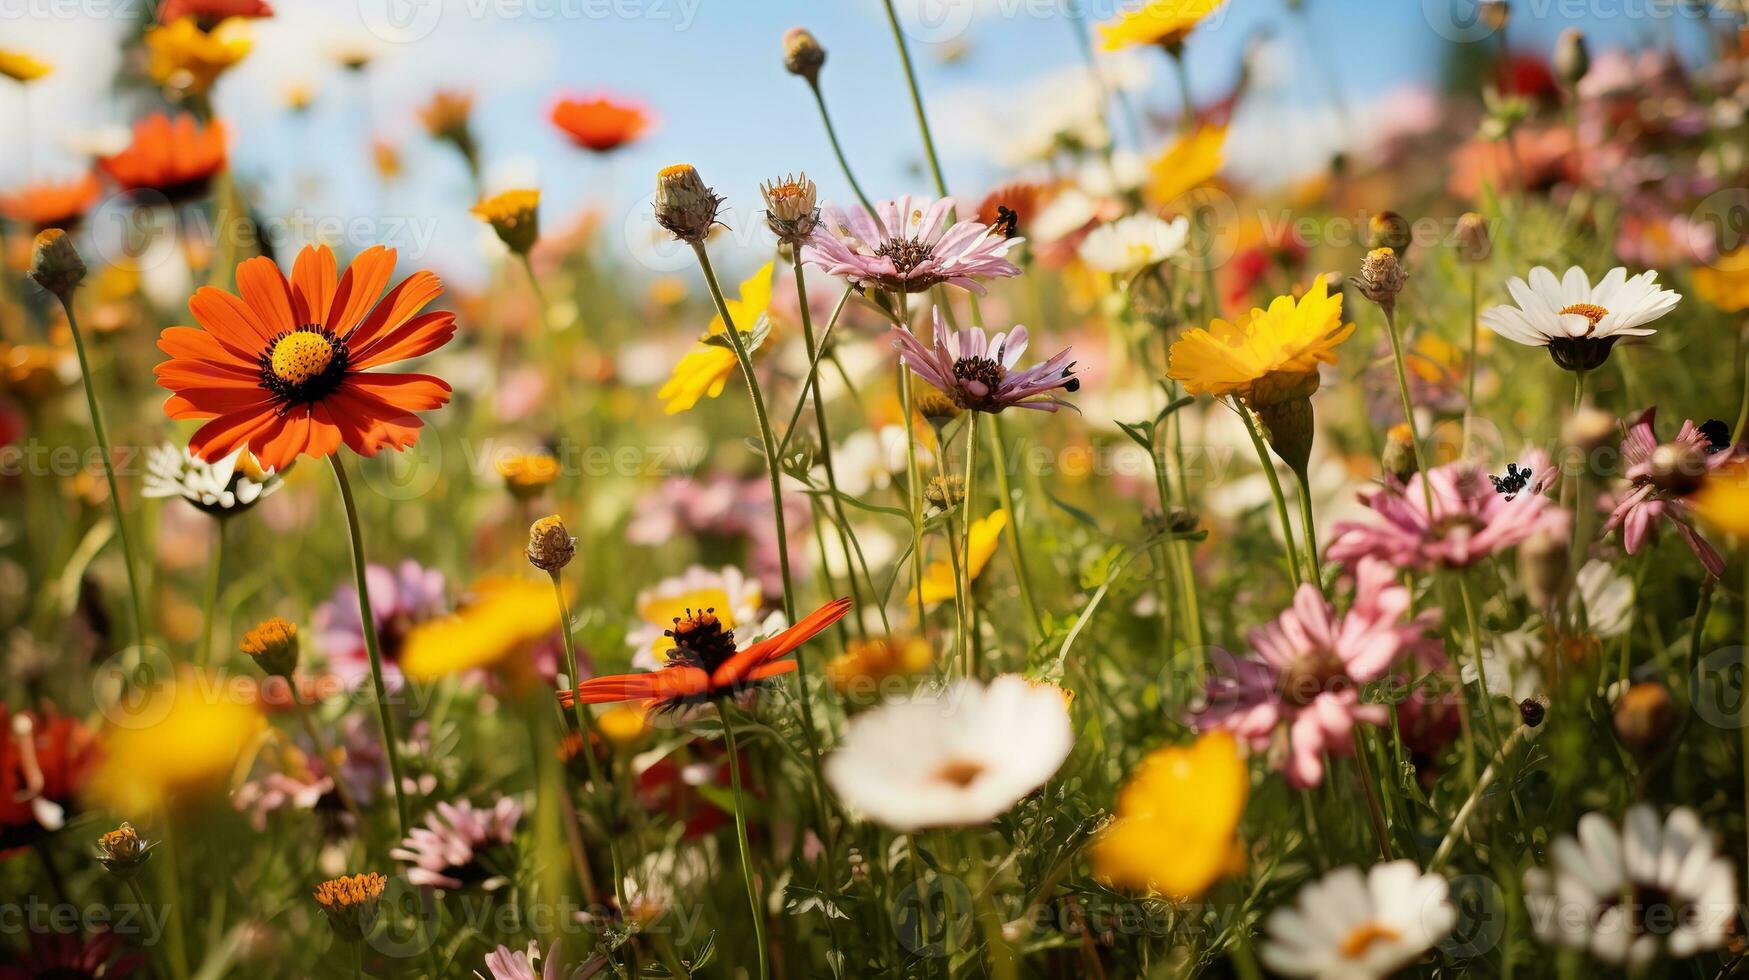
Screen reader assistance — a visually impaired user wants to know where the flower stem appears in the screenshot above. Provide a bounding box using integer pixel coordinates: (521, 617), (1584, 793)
(1463, 265), (1479, 456)
(961, 411), (979, 675)
(792, 252), (866, 628)
(1456, 572), (1508, 748)
(1428, 718), (1535, 873)
(987, 416), (1044, 639)
(881, 0), (951, 200)
(898, 293), (929, 627)
(55, 293), (148, 648)
(1380, 304), (1436, 518)
(716, 701), (771, 980)
(1235, 400), (1303, 589)
(297, 704), (366, 831)
(328, 455), (414, 840)
(197, 520), (223, 667)
(1291, 465), (1324, 596)
(547, 569), (630, 917)
(806, 83), (878, 218)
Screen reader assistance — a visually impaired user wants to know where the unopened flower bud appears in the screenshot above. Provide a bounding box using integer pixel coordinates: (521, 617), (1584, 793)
(1166, 506), (1200, 534)
(654, 164), (724, 244)
(925, 474), (965, 511)
(783, 27), (826, 86)
(31, 229), (86, 301)
(1612, 681), (1676, 757)
(527, 514), (576, 572)
(1455, 212), (1491, 263)
(760, 172), (820, 245)
(1518, 527), (1570, 610)
(1382, 423), (1419, 482)
(470, 189), (540, 256)
(913, 387), (962, 429)
(96, 822), (154, 879)
(1368, 211), (1412, 252)
(240, 617), (300, 679)
(1351, 247), (1409, 311)
(1519, 695), (1547, 728)
(313, 872), (387, 942)
(1555, 28), (1590, 88)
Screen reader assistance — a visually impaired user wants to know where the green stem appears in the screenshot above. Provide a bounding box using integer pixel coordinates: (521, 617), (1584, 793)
(197, 519), (223, 668)
(1429, 719), (1535, 873)
(961, 411), (979, 676)
(806, 84), (878, 218)
(1380, 304), (1436, 517)
(1464, 265), (1479, 455)
(548, 570), (629, 916)
(898, 294), (929, 627)
(297, 705), (366, 831)
(156, 817), (190, 980)
(987, 416), (1044, 639)
(1236, 400), (1302, 589)
(793, 253), (866, 629)
(881, 0), (951, 199)
(1457, 573), (1508, 748)
(1168, 47), (1197, 131)
(328, 455), (413, 839)
(717, 702), (771, 980)
(1292, 465), (1324, 596)
(57, 293), (148, 647)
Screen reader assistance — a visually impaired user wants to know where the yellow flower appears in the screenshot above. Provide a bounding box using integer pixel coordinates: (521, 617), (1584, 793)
(827, 635), (934, 692)
(145, 18), (252, 96)
(472, 188), (541, 255)
(90, 673), (264, 814)
(1167, 275), (1355, 404)
(497, 451), (560, 498)
(909, 510), (1007, 607)
(1692, 248), (1749, 313)
(0, 49), (52, 83)
(1147, 124), (1226, 206)
(596, 705), (648, 746)
(1694, 460), (1749, 539)
(400, 578), (562, 680)
(1092, 731), (1247, 899)
(657, 260), (775, 414)
(1099, 0), (1223, 51)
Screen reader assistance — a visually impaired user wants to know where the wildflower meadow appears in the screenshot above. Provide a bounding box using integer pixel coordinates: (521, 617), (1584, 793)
(7, 0), (1749, 977)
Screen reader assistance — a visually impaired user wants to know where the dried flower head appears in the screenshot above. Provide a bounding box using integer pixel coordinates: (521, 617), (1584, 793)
(471, 189), (541, 255)
(654, 164), (723, 244)
(760, 173), (819, 245)
(96, 822), (153, 878)
(783, 27), (826, 83)
(30, 229), (86, 301)
(527, 515), (576, 572)
(1455, 212), (1491, 263)
(912, 387), (962, 428)
(1368, 211), (1412, 253)
(1351, 247), (1409, 311)
(498, 452), (560, 499)
(925, 474), (966, 511)
(1382, 423), (1419, 482)
(313, 872), (387, 941)
(240, 616), (299, 678)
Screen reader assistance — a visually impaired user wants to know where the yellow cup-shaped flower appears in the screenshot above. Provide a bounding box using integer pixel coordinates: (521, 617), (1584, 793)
(400, 577), (562, 681)
(89, 672), (264, 815)
(909, 510), (1007, 607)
(1694, 459), (1749, 540)
(1093, 731), (1248, 900)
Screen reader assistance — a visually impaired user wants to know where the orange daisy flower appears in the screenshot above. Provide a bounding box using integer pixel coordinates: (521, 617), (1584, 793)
(0, 173), (101, 231)
(549, 94), (652, 153)
(98, 114), (227, 203)
(559, 597), (852, 713)
(157, 0), (272, 26)
(154, 244), (456, 473)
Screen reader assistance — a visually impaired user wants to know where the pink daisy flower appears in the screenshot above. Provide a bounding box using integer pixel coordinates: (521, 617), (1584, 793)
(890, 308), (1080, 414)
(1327, 454), (1568, 570)
(1194, 560), (1443, 788)
(391, 797), (523, 891)
(313, 560), (448, 691)
(1603, 408), (1736, 577)
(481, 941), (565, 980)
(803, 195), (1022, 295)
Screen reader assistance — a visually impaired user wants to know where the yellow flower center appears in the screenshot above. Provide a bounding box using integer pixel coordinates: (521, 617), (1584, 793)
(1559, 303), (1609, 329)
(270, 331), (334, 385)
(1338, 922), (1402, 960)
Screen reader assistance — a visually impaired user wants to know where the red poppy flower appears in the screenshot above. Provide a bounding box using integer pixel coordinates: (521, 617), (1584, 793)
(0, 704), (100, 855)
(559, 597), (852, 712)
(0, 173), (101, 232)
(98, 114), (227, 203)
(156, 0), (272, 25)
(154, 244), (456, 472)
(549, 94), (652, 153)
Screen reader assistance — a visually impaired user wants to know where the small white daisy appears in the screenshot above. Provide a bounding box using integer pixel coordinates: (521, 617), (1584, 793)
(1479, 266), (1680, 371)
(824, 675), (1074, 831)
(1260, 860), (1456, 979)
(1078, 213), (1191, 276)
(625, 566), (768, 671)
(1524, 805), (1737, 968)
(141, 444), (280, 515)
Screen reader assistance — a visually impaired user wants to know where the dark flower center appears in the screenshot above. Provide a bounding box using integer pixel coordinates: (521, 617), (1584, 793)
(1596, 884), (1700, 938)
(665, 608), (740, 674)
(259, 325), (349, 411)
(952, 356), (1006, 395)
(1280, 649), (1348, 707)
(876, 236), (936, 275)
(1490, 463), (1533, 500)
(1546, 335), (1617, 372)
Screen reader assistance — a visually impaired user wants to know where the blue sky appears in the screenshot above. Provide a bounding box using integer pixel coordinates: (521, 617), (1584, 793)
(2, 0), (1730, 285)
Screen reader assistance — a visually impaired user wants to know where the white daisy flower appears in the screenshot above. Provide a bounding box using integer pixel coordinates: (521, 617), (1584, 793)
(626, 566), (767, 671)
(824, 425), (930, 497)
(1524, 805), (1737, 968)
(1078, 213), (1191, 276)
(142, 444), (280, 516)
(825, 675), (1073, 831)
(1260, 860), (1456, 979)
(1479, 266), (1680, 371)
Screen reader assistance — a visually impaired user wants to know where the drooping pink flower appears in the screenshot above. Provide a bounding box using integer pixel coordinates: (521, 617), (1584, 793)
(890, 308), (1080, 414)
(313, 560), (448, 690)
(482, 941), (565, 980)
(391, 797), (523, 891)
(1193, 559), (1444, 789)
(803, 195), (1022, 295)
(1327, 454), (1569, 570)
(1603, 408), (1736, 577)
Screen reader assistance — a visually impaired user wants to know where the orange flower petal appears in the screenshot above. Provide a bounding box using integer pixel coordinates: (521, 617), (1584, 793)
(328, 246), (396, 336)
(290, 244), (338, 327)
(346, 372), (452, 412)
(189, 286), (276, 356)
(235, 256), (299, 337)
(349, 311), (456, 370)
(346, 270), (443, 353)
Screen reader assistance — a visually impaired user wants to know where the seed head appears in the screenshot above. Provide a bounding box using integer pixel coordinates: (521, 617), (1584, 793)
(1455, 212), (1491, 263)
(527, 514), (576, 572)
(31, 229), (86, 301)
(654, 164), (724, 244)
(760, 173), (820, 245)
(1351, 247), (1409, 311)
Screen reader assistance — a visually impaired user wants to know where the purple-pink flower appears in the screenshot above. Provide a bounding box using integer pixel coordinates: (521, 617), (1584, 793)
(313, 560), (448, 690)
(1603, 408), (1735, 577)
(481, 941), (564, 980)
(803, 195), (1021, 295)
(391, 797), (523, 891)
(1327, 455), (1568, 570)
(891, 308), (1080, 414)
(1193, 559), (1443, 789)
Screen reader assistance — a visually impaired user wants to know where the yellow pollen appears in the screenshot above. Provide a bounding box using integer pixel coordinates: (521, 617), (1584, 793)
(1558, 303), (1610, 329)
(1338, 922), (1402, 959)
(658, 163), (695, 180)
(270, 332), (334, 385)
